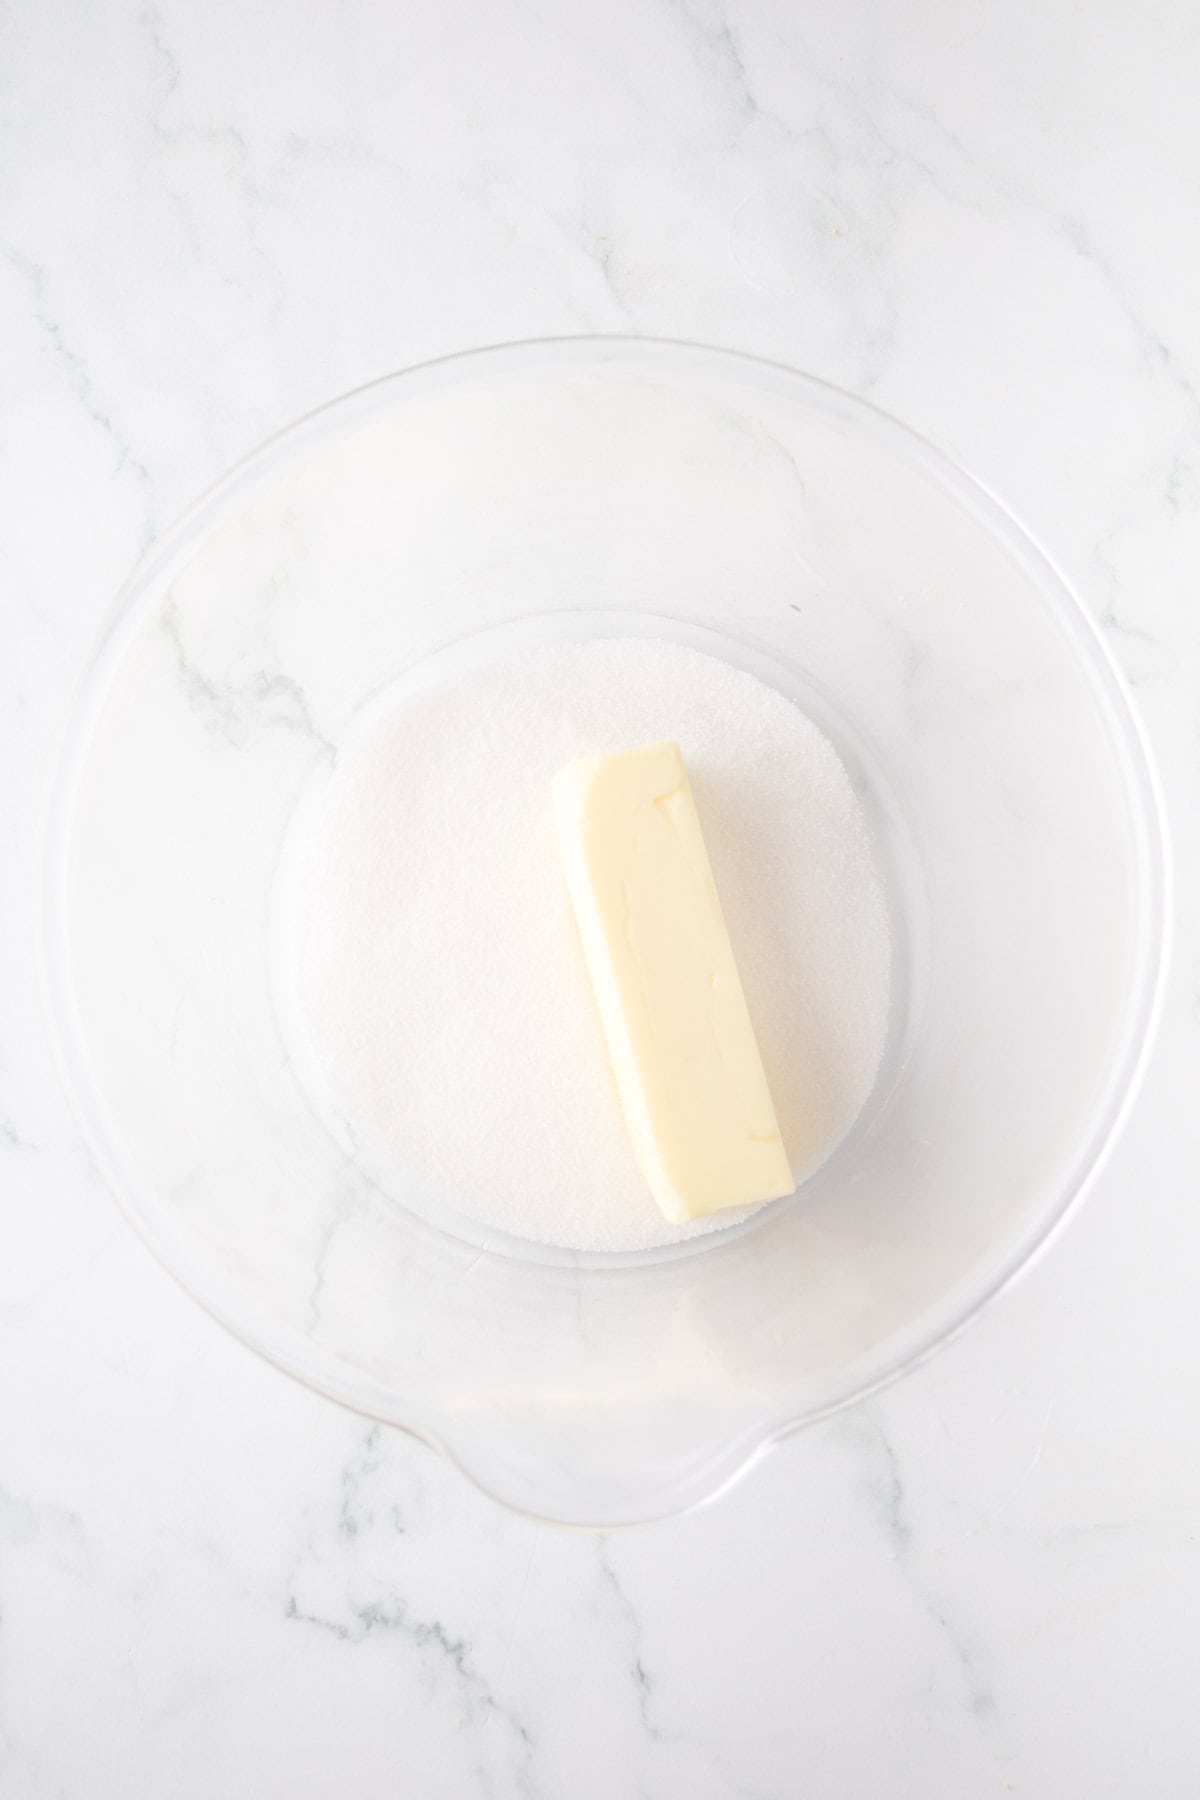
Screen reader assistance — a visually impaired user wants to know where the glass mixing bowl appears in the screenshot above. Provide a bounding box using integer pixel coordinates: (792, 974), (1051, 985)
(44, 339), (1168, 1526)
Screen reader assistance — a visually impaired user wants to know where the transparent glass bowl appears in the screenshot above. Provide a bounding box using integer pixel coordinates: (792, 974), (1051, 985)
(44, 339), (1168, 1526)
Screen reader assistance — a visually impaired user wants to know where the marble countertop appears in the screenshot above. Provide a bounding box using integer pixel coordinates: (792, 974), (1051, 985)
(3, 1), (1198, 1794)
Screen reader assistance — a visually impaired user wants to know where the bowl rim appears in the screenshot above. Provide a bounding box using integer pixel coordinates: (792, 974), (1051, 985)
(39, 334), (1173, 1527)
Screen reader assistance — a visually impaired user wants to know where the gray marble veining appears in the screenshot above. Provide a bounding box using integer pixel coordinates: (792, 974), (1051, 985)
(2, 0), (1198, 1794)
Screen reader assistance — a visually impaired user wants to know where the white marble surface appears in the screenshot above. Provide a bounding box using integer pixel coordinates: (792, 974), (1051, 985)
(3, 0), (1199, 1792)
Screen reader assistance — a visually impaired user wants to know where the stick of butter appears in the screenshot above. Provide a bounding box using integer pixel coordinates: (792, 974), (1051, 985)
(553, 739), (793, 1223)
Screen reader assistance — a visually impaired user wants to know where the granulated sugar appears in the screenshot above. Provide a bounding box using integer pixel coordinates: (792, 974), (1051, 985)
(275, 637), (891, 1253)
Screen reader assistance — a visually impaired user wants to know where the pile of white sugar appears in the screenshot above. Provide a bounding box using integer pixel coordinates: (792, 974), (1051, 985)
(275, 638), (891, 1254)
